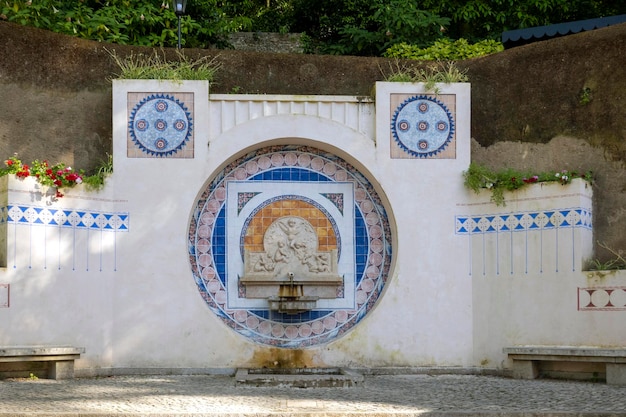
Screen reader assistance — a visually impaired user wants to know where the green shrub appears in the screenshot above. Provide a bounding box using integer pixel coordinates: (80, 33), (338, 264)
(385, 38), (504, 60)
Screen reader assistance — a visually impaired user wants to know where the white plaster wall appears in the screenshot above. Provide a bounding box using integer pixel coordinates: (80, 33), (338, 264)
(467, 180), (626, 368)
(0, 81), (476, 371)
(109, 80), (249, 370)
(344, 82), (473, 367)
(1, 80), (620, 375)
(0, 176), (121, 370)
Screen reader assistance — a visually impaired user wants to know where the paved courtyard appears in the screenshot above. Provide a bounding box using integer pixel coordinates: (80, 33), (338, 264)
(1, 373), (625, 416)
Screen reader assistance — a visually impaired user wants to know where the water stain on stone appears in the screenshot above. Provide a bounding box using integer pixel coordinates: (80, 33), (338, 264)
(247, 348), (321, 369)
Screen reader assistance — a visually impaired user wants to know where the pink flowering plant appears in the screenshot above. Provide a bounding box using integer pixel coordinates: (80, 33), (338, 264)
(2, 155), (86, 198)
(464, 163), (593, 206)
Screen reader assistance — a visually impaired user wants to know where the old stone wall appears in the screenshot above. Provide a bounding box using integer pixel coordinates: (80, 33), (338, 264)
(0, 20), (624, 261)
(228, 32), (303, 53)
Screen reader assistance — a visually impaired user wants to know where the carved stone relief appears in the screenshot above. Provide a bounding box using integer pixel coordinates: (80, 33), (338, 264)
(241, 216), (342, 300)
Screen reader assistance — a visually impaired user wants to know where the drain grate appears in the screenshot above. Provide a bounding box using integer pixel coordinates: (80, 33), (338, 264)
(235, 368), (363, 388)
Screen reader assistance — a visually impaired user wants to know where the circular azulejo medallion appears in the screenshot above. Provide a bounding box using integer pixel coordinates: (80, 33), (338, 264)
(391, 95), (455, 158)
(128, 94), (192, 156)
(188, 146), (393, 348)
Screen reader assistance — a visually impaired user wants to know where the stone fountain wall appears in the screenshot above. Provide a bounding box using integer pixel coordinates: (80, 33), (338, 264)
(0, 81), (623, 374)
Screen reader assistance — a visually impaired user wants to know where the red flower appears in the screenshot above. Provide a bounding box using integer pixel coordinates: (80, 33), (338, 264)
(53, 179), (62, 187)
(5, 159), (13, 166)
(55, 190), (64, 198)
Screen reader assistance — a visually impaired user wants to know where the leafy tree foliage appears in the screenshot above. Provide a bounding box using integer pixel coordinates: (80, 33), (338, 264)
(291, 0), (449, 55)
(0, 0), (248, 48)
(216, 0), (295, 33)
(421, 0), (626, 41)
(1, 0), (625, 54)
(2, 0), (175, 45)
(291, 0), (625, 54)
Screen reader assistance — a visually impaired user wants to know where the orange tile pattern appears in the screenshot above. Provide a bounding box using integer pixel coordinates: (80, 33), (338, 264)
(243, 200), (337, 252)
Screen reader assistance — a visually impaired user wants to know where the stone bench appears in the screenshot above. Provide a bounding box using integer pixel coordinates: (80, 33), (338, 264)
(0, 346), (85, 380)
(504, 346), (626, 385)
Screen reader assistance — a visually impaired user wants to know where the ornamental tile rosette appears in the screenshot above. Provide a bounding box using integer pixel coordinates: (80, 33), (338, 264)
(128, 93), (193, 158)
(390, 94), (456, 159)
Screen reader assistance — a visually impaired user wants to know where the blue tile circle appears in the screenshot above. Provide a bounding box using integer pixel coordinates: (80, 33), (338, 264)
(128, 94), (192, 156)
(188, 146), (393, 348)
(391, 95), (455, 158)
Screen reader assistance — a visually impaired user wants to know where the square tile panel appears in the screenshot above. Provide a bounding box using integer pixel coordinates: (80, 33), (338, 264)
(390, 93), (456, 159)
(127, 92), (194, 158)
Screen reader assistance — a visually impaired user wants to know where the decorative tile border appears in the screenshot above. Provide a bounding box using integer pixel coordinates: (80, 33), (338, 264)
(456, 207), (592, 275)
(578, 287), (626, 311)
(4, 205), (129, 231)
(2, 205), (129, 271)
(455, 208), (592, 235)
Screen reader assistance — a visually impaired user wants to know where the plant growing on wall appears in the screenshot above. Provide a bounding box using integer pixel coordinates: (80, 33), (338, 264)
(463, 162), (593, 206)
(587, 242), (626, 270)
(1, 154), (112, 198)
(107, 48), (221, 81)
(381, 60), (468, 93)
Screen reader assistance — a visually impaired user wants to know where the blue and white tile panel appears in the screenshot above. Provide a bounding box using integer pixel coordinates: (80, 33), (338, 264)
(456, 207), (592, 276)
(455, 208), (592, 235)
(1, 204), (129, 271)
(189, 145), (392, 348)
(2, 205), (129, 231)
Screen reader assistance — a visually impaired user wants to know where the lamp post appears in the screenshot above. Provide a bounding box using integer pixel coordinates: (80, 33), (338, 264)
(172, 0), (188, 49)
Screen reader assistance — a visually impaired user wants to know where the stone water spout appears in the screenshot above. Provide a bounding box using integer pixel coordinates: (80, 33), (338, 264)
(240, 216), (343, 314)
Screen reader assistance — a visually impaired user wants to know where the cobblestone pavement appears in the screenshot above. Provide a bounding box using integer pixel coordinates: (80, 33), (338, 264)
(1, 374), (625, 416)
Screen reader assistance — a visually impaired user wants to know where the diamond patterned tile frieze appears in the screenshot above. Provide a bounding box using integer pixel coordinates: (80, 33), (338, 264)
(4, 205), (129, 231)
(456, 208), (591, 235)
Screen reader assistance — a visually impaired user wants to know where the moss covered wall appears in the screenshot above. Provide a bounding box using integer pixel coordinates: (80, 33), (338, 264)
(0, 20), (624, 262)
